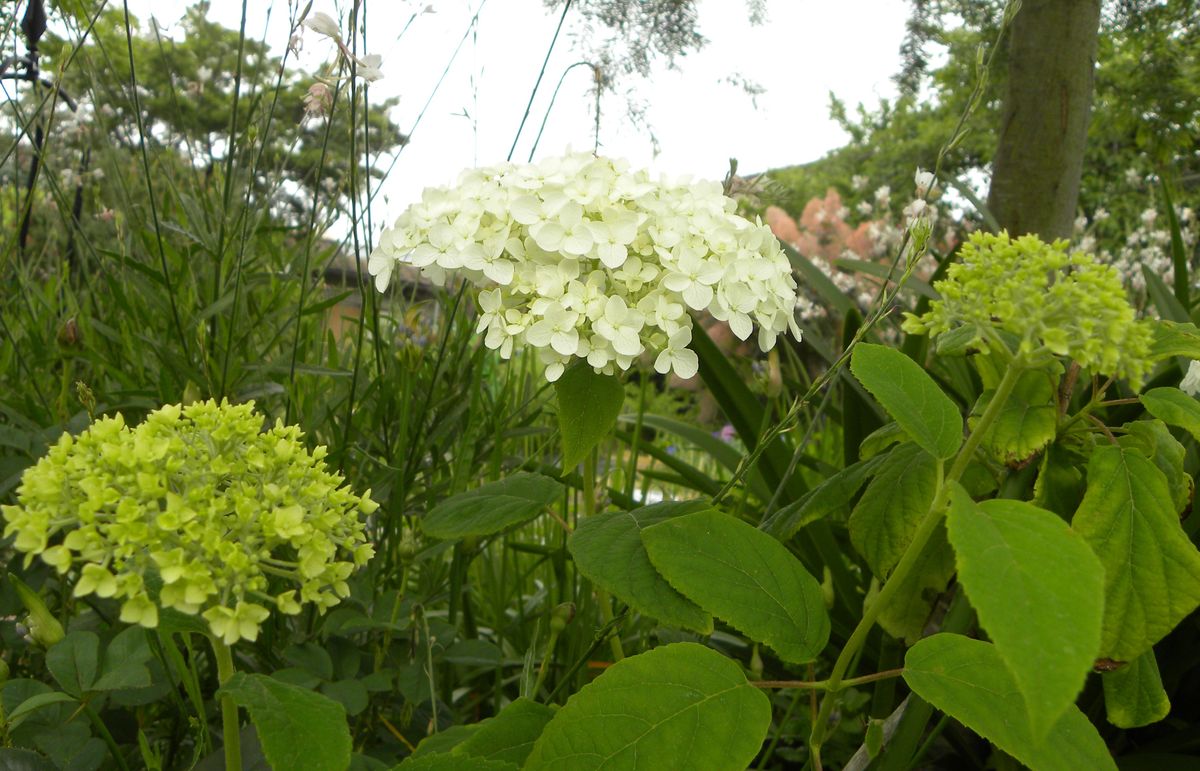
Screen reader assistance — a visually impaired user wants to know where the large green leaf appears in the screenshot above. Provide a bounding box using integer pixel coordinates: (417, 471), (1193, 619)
(1121, 420), (1192, 515)
(568, 501), (712, 633)
(221, 672), (351, 771)
(642, 510), (829, 663)
(525, 643), (770, 770)
(93, 626), (153, 692)
(450, 698), (554, 766)
(421, 473), (564, 540)
(850, 343), (962, 460)
(1102, 651), (1170, 729)
(849, 443), (939, 578)
(46, 631), (99, 698)
(555, 363), (625, 470)
(904, 634), (1117, 771)
(1140, 387), (1200, 443)
(946, 488), (1104, 737)
(762, 453), (887, 539)
(972, 369), (1057, 465)
(1072, 445), (1200, 661)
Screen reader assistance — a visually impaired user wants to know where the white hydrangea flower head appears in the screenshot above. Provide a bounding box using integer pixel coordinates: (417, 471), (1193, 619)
(369, 151), (802, 381)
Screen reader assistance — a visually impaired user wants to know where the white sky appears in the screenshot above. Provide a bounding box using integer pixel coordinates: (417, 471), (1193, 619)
(121, 0), (910, 220)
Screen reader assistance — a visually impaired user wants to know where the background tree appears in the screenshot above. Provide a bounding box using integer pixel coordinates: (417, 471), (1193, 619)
(987, 0), (1102, 239)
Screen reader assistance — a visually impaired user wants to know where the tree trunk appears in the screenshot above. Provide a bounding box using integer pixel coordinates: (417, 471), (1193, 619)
(987, 0), (1102, 240)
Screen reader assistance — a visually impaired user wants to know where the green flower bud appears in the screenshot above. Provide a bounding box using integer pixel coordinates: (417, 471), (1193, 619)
(748, 645), (764, 681)
(8, 573), (65, 648)
(904, 231), (1152, 387)
(1, 400), (376, 647)
(549, 602), (576, 633)
(821, 565), (835, 610)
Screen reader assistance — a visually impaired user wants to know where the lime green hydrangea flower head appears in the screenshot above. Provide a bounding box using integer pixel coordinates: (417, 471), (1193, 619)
(903, 231), (1153, 387)
(1, 399), (377, 645)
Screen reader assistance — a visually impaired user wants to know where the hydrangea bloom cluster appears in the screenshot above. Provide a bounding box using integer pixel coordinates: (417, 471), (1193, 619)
(903, 231), (1153, 386)
(1, 400), (377, 645)
(368, 152), (802, 381)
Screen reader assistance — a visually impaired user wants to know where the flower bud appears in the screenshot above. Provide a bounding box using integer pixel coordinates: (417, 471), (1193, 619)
(821, 566), (835, 610)
(10, 573), (65, 648)
(549, 602), (576, 633)
(748, 644), (763, 681)
(57, 317), (83, 350)
(0, 657), (9, 685)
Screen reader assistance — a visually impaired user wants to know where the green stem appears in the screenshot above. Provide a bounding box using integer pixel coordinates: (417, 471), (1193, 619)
(532, 628), (561, 698)
(209, 636), (241, 771)
(583, 451), (625, 661)
(83, 702), (131, 771)
(809, 362), (1024, 767)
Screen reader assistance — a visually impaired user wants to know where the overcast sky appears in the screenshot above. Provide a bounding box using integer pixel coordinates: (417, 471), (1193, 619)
(120, 0), (910, 218)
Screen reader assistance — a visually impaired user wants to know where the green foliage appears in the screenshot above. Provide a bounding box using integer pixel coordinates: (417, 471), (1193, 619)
(1102, 651), (1171, 729)
(903, 634), (1117, 771)
(850, 343), (962, 460)
(220, 672), (352, 771)
(3, 3), (1200, 769)
(568, 501), (713, 633)
(946, 488), (1104, 738)
(972, 368), (1058, 464)
(849, 442), (939, 579)
(1073, 445), (1200, 661)
(642, 510), (830, 663)
(421, 473), (564, 540)
(555, 364), (626, 470)
(525, 643), (771, 770)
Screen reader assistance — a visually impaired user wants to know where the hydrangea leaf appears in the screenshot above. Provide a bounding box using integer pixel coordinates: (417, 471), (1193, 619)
(525, 643), (770, 770)
(421, 473), (564, 540)
(850, 343), (962, 460)
(555, 362), (626, 470)
(407, 725), (477, 760)
(849, 443), (939, 578)
(946, 487), (1104, 738)
(1147, 319), (1200, 360)
(642, 510), (829, 663)
(1140, 387), (1200, 443)
(1072, 445), (1200, 661)
(221, 672), (351, 771)
(904, 634), (1117, 771)
(1102, 651), (1171, 729)
(970, 369), (1058, 465)
(46, 631), (99, 698)
(449, 697), (555, 766)
(568, 501), (713, 633)
(876, 522), (956, 644)
(1120, 419), (1192, 515)
(1032, 443), (1088, 518)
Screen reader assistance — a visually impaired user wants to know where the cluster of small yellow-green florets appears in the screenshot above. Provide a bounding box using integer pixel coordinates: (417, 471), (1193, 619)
(1, 400), (377, 645)
(903, 231), (1153, 387)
